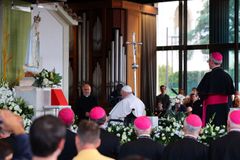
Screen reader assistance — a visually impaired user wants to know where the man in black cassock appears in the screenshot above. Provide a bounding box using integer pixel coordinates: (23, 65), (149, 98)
(58, 108), (77, 160)
(118, 116), (164, 160)
(89, 106), (120, 159)
(197, 52), (235, 126)
(162, 114), (208, 160)
(209, 110), (240, 160)
(74, 83), (98, 120)
(109, 83), (124, 107)
(155, 85), (171, 117)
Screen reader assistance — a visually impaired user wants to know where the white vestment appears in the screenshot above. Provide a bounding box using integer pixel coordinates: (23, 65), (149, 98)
(109, 94), (146, 120)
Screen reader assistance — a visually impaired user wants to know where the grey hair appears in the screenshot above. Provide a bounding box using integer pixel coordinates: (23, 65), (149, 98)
(183, 120), (201, 133)
(134, 126), (152, 136)
(228, 118), (240, 129)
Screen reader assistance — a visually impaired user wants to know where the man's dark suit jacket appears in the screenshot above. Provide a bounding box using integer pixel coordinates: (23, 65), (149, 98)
(162, 137), (208, 160)
(74, 95), (98, 120)
(209, 131), (240, 160)
(98, 128), (120, 159)
(118, 137), (164, 160)
(58, 129), (78, 160)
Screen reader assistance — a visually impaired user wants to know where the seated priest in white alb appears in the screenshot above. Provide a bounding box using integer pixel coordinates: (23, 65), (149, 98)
(109, 85), (146, 123)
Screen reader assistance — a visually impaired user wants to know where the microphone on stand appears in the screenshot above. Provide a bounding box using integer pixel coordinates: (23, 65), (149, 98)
(171, 88), (178, 95)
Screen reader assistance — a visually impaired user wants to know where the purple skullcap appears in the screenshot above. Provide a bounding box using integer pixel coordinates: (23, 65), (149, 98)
(89, 106), (106, 120)
(58, 108), (74, 126)
(210, 52), (223, 64)
(134, 116), (152, 130)
(229, 110), (240, 125)
(185, 114), (202, 127)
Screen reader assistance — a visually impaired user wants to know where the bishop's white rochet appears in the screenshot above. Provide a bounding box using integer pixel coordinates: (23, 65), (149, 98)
(126, 32), (142, 97)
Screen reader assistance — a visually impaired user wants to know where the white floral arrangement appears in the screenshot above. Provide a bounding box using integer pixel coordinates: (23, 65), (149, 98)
(106, 113), (227, 146)
(199, 122), (226, 145)
(33, 69), (62, 88)
(152, 116), (184, 145)
(0, 79), (34, 130)
(107, 124), (136, 144)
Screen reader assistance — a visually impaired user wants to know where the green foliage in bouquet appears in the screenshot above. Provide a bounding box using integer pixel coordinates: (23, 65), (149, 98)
(152, 113), (185, 145)
(33, 69), (62, 88)
(0, 79), (34, 130)
(199, 116), (227, 146)
(14, 97), (34, 120)
(107, 124), (137, 144)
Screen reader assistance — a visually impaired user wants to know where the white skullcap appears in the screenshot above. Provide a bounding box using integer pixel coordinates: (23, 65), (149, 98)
(121, 85), (132, 93)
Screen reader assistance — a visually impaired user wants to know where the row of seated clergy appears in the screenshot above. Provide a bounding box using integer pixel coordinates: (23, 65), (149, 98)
(118, 114), (207, 160)
(2, 107), (240, 160)
(119, 111), (240, 160)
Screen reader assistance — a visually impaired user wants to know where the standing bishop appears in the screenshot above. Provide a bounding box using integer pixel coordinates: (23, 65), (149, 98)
(197, 52), (235, 126)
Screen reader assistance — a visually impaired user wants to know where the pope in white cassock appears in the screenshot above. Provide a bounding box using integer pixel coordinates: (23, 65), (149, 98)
(109, 85), (146, 121)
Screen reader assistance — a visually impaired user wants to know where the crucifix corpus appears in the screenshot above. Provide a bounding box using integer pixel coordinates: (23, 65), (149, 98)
(126, 32), (142, 97)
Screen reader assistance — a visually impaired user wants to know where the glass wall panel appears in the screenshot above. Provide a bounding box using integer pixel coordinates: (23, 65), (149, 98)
(187, 50), (209, 95)
(156, 2), (179, 46)
(229, 0), (234, 43)
(239, 52), (240, 88)
(188, 0), (209, 45)
(239, 0), (240, 43)
(228, 51), (235, 82)
(156, 51), (179, 97)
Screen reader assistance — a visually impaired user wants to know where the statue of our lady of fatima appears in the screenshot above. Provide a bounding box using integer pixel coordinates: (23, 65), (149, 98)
(24, 14), (41, 74)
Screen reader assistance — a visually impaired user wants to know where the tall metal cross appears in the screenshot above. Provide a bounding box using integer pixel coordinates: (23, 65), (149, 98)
(126, 32), (142, 97)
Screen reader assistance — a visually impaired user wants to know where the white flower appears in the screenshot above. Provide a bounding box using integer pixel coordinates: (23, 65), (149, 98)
(219, 129), (225, 134)
(155, 133), (160, 138)
(13, 105), (21, 112)
(0, 82), (34, 131)
(158, 126), (163, 130)
(128, 131), (132, 136)
(116, 126), (120, 131)
(42, 78), (49, 86)
(122, 132), (127, 141)
(211, 132), (216, 136)
(107, 128), (112, 132)
(166, 127), (170, 132)
(28, 105), (34, 109)
(48, 81), (53, 85)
